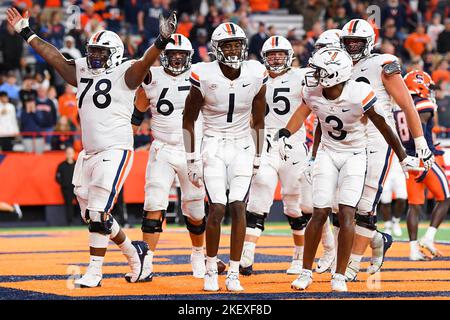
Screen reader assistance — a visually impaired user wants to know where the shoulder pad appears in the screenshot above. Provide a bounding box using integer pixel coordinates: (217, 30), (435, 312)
(382, 60), (401, 76)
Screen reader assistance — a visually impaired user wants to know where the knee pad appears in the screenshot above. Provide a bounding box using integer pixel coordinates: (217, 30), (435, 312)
(332, 212), (340, 228)
(286, 215), (309, 231)
(182, 199), (205, 221)
(88, 211), (114, 235)
(141, 210), (166, 233)
(246, 211), (267, 232)
(110, 218), (120, 239)
(355, 213), (377, 231)
(184, 216), (206, 235)
(283, 194), (302, 218)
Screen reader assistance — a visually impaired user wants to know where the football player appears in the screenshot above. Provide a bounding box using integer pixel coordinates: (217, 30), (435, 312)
(6, 7), (177, 287)
(276, 47), (420, 292)
(133, 34), (207, 279)
(394, 70), (450, 260)
(183, 22), (267, 292)
(340, 19), (434, 280)
(379, 155), (407, 237)
(239, 36), (309, 276)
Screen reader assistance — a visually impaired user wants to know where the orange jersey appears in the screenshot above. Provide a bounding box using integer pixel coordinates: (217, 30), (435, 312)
(58, 93), (79, 127)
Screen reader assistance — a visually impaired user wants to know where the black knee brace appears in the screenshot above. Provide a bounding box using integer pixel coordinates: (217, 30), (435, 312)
(88, 212), (114, 235)
(355, 213), (377, 231)
(184, 216), (206, 235)
(332, 212), (340, 228)
(246, 211), (267, 232)
(286, 215), (309, 231)
(141, 210), (166, 233)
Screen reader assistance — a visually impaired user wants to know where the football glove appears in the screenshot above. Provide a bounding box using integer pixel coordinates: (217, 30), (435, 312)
(400, 155), (424, 179)
(414, 136), (435, 171)
(187, 160), (203, 188)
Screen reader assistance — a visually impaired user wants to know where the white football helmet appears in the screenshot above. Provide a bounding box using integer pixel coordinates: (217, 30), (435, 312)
(305, 47), (353, 88)
(315, 29), (342, 51)
(261, 36), (294, 73)
(341, 19), (375, 62)
(211, 22), (248, 69)
(160, 34), (194, 75)
(86, 30), (124, 74)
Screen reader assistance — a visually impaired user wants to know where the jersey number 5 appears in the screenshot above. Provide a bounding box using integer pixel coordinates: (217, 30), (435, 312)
(78, 78), (112, 109)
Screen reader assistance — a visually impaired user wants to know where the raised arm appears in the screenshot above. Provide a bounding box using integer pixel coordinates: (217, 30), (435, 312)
(251, 85), (266, 159)
(7, 8), (77, 87)
(124, 12), (177, 90)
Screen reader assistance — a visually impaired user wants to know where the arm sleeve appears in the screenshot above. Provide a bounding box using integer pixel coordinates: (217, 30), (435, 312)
(189, 66), (205, 97)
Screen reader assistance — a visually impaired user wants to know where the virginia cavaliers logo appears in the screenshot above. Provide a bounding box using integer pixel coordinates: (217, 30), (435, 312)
(324, 51), (340, 65)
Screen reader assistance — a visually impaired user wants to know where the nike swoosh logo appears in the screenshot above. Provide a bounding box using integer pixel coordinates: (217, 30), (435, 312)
(361, 68), (368, 72)
(342, 109), (350, 112)
(281, 80), (289, 84)
(369, 151), (378, 154)
(244, 146), (250, 150)
(293, 161), (300, 165)
(106, 70), (114, 74)
(242, 83), (251, 87)
(102, 159), (111, 162)
(354, 152), (362, 155)
(137, 246), (143, 255)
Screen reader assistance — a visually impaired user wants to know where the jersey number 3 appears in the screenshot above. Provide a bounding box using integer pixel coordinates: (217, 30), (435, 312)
(325, 115), (347, 141)
(79, 78), (112, 109)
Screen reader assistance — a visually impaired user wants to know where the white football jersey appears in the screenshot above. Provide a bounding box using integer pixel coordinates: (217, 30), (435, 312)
(303, 80), (378, 153)
(190, 60), (268, 139)
(75, 58), (135, 154)
(265, 67), (307, 143)
(142, 66), (202, 146)
(351, 53), (398, 134)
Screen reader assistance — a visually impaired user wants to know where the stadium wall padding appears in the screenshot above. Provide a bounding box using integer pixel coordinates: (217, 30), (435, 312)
(0, 151), (284, 205)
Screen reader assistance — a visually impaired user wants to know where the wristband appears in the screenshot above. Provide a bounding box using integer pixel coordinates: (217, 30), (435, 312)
(131, 106), (145, 126)
(154, 35), (174, 50)
(20, 27), (36, 43)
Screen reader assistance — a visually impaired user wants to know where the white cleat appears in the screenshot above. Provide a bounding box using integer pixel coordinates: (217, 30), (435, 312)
(286, 259), (302, 275)
(291, 269), (313, 290)
(191, 252), (206, 279)
(204, 270), (219, 291)
(316, 248), (336, 274)
(74, 270), (102, 288)
(392, 219), (402, 237)
(368, 232), (393, 275)
(331, 273), (347, 292)
(239, 245), (255, 276)
(125, 241), (153, 283)
(345, 258), (360, 281)
(419, 238), (442, 257)
(409, 250), (430, 261)
(225, 272), (244, 292)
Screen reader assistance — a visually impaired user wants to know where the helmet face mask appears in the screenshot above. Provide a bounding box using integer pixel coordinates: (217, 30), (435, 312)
(161, 50), (192, 75)
(305, 64), (332, 87)
(263, 50), (290, 73)
(87, 45), (112, 70)
(216, 39), (247, 69)
(341, 37), (367, 61)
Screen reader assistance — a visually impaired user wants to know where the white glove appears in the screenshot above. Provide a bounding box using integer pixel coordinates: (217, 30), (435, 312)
(400, 155), (425, 179)
(187, 161), (203, 188)
(7, 7), (29, 33)
(278, 136), (293, 161)
(159, 11), (177, 39)
(253, 155), (261, 176)
(414, 136), (435, 171)
(302, 158), (315, 184)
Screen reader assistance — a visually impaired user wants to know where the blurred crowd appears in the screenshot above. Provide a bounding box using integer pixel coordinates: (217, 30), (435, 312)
(0, 0), (449, 153)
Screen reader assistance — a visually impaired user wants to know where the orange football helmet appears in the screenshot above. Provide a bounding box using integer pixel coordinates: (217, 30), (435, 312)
(404, 70), (435, 98)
